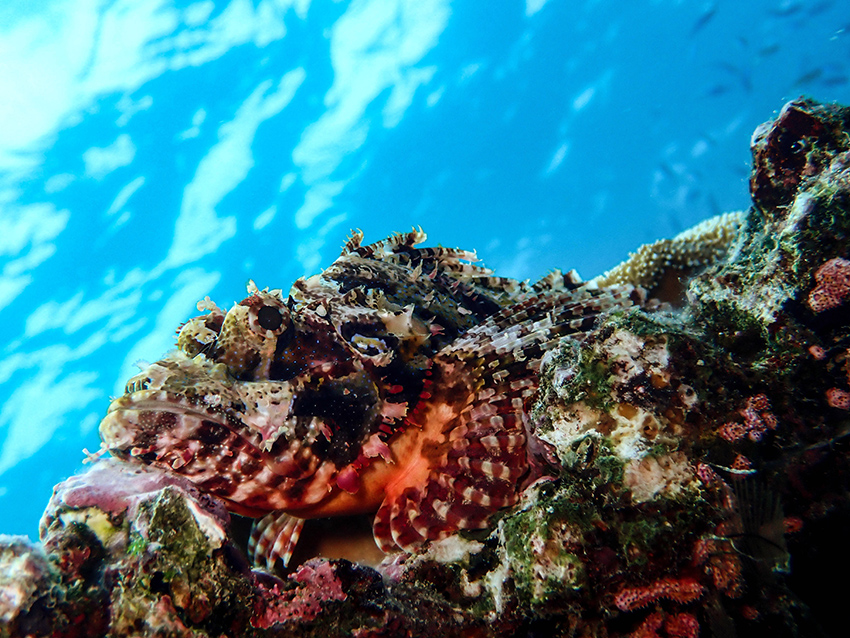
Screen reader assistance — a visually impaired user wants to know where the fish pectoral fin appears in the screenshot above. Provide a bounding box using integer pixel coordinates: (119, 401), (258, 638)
(373, 287), (634, 554)
(373, 376), (531, 554)
(248, 511), (305, 571)
(373, 425), (529, 553)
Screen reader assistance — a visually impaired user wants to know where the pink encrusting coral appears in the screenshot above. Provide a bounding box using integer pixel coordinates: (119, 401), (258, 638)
(614, 576), (705, 611)
(717, 394), (777, 443)
(825, 386), (850, 410)
(252, 560), (347, 628)
(807, 257), (850, 313)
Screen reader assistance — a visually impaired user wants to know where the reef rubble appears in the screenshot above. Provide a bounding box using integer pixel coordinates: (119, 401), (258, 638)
(3, 97), (850, 637)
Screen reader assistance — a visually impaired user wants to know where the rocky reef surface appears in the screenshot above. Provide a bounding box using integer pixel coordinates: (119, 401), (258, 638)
(3, 97), (850, 637)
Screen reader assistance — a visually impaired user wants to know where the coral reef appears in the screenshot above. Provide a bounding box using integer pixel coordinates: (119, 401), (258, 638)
(2, 97), (850, 637)
(591, 210), (744, 297)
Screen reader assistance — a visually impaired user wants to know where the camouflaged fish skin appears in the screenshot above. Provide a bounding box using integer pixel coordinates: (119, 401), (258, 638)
(99, 230), (641, 561)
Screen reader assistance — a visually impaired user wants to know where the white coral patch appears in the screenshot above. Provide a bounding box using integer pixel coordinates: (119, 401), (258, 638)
(606, 330), (670, 386)
(624, 452), (697, 503)
(184, 497), (226, 550)
(421, 535), (484, 564)
(607, 406), (663, 461)
(543, 402), (675, 465)
(537, 402), (601, 458)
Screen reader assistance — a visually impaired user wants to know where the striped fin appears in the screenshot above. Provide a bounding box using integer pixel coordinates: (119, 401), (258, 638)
(373, 286), (639, 552)
(446, 285), (640, 359)
(531, 268), (584, 293)
(373, 355), (534, 552)
(340, 229), (499, 284)
(248, 510), (305, 571)
(341, 228), (365, 254)
(341, 228), (427, 259)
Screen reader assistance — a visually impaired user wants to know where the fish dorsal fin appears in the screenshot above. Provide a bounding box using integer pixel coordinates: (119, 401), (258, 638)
(372, 286), (638, 553)
(441, 284), (639, 361)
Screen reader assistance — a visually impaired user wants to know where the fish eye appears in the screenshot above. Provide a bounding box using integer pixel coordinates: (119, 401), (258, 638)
(248, 301), (291, 338)
(258, 305), (284, 331)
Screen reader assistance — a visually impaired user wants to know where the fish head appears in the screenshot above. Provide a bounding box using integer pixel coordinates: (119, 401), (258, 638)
(98, 281), (403, 516)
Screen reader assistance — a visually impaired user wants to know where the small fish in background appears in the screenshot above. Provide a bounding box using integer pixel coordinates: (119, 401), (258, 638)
(818, 63), (847, 87)
(758, 42), (781, 57)
(792, 63), (849, 90)
(821, 73), (849, 87)
(807, 0), (835, 17)
(793, 67), (824, 87)
(768, 1), (803, 18)
(690, 3), (718, 36)
(714, 61), (753, 94)
(704, 83), (737, 98)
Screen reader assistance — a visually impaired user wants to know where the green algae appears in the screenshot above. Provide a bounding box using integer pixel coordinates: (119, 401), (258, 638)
(109, 488), (254, 637)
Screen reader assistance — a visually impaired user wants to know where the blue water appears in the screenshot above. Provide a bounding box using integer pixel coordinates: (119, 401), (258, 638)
(1, 0), (848, 540)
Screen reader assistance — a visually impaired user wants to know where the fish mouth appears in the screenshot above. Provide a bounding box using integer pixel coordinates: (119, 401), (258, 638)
(99, 389), (343, 513)
(99, 390), (235, 463)
(98, 389), (288, 507)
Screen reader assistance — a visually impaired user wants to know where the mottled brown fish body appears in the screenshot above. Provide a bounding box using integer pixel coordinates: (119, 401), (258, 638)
(100, 230), (637, 566)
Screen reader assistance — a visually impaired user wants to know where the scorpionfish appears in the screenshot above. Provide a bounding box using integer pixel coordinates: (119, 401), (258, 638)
(99, 230), (640, 569)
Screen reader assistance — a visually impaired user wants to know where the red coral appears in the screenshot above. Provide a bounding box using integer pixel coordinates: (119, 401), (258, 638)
(630, 611), (664, 638)
(783, 516), (804, 534)
(691, 538), (713, 566)
(718, 421), (746, 442)
(730, 454), (752, 473)
(717, 395), (776, 443)
(665, 612), (699, 638)
(629, 611), (701, 638)
(692, 537), (743, 598)
(808, 257), (850, 313)
(826, 387), (850, 409)
(252, 560), (347, 628)
(695, 463), (718, 487)
(706, 553), (743, 598)
(741, 605), (760, 621)
(614, 577), (704, 612)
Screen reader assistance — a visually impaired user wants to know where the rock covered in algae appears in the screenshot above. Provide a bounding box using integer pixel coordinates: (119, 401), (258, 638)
(0, 536), (62, 638)
(2, 97), (850, 637)
(5, 458), (491, 637)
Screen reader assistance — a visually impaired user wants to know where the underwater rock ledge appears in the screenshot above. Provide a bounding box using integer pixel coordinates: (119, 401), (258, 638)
(3, 96), (850, 637)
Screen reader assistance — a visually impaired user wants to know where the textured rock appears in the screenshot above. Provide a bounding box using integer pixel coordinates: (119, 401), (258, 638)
(3, 97), (850, 637)
(0, 536), (62, 638)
